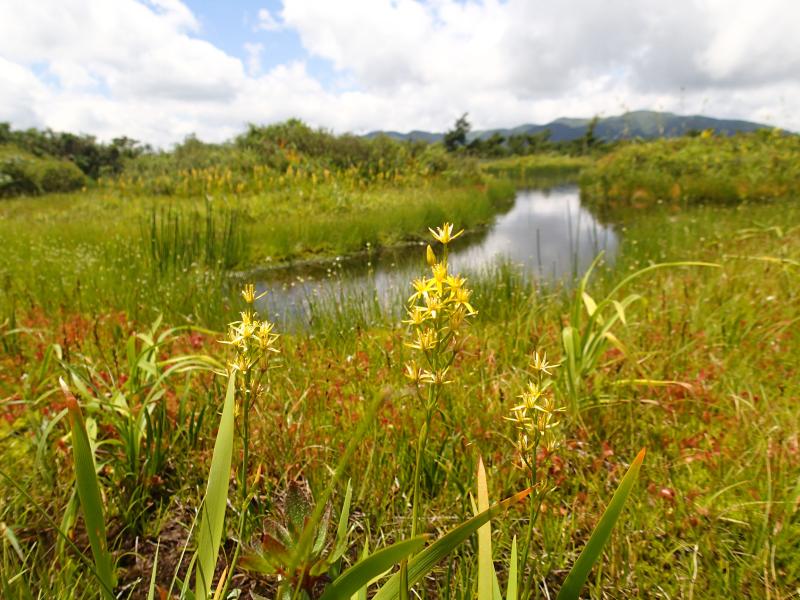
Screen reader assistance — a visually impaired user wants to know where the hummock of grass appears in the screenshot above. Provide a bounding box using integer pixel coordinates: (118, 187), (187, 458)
(580, 130), (800, 212)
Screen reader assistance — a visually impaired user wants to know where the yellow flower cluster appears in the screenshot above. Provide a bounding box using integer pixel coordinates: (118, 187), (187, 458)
(508, 351), (565, 455)
(223, 284), (279, 373)
(404, 223), (475, 390)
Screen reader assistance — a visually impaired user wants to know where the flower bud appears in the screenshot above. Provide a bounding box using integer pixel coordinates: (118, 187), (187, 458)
(426, 244), (436, 266)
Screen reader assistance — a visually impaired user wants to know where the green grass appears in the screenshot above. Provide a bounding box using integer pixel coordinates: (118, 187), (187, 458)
(481, 154), (592, 187)
(1, 142), (799, 598)
(580, 130), (800, 215)
(0, 177), (515, 327)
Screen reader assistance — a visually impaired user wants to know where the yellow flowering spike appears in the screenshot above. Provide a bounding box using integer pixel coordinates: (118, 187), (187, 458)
(429, 222), (464, 245)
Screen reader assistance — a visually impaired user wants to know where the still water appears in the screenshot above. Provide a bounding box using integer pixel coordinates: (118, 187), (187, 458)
(251, 185), (618, 326)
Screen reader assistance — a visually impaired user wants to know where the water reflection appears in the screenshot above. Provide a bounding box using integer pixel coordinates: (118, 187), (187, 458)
(252, 185), (618, 326)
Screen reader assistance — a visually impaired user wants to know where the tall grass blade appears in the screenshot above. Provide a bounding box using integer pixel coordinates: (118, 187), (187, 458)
(476, 457), (494, 600)
(318, 537), (427, 600)
(195, 373), (237, 599)
(146, 541), (160, 600)
(60, 378), (116, 599)
(374, 488), (531, 600)
(506, 536), (518, 600)
(556, 448), (646, 600)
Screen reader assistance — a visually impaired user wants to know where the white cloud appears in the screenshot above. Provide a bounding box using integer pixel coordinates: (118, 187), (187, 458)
(244, 42), (265, 76)
(255, 8), (282, 31)
(0, 0), (798, 147)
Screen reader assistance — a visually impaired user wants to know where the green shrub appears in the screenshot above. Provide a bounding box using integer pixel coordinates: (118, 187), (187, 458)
(0, 145), (86, 197)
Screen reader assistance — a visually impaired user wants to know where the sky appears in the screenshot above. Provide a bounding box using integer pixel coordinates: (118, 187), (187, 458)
(1, 0), (798, 147)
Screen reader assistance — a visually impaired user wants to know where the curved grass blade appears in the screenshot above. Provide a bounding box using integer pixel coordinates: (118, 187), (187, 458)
(318, 537), (427, 600)
(556, 448), (646, 600)
(195, 373), (237, 599)
(374, 488), (531, 600)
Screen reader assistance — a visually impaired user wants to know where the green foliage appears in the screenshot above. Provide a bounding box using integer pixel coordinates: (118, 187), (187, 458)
(476, 451), (645, 600)
(444, 114), (471, 152)
(556, 448), (646, 600)
(240, 479), (355, 596)
(481, 154), (592, 185)
(195, 374), (237, 600)
(0, 122), (144, 178)
(60, 378), (116, 599)
(581, 130), (800, 213)
(317, 537), (427, 600)
(372, 488), (532, 600)
(0, 145), (86, 196)
(560, 254), (718, 405)
(142, 198), (250, 273)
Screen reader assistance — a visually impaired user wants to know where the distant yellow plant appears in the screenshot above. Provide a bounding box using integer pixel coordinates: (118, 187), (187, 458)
(223, 284), (279, 374)
(507, 351), (565, 461)
(404, 223), (475, 394)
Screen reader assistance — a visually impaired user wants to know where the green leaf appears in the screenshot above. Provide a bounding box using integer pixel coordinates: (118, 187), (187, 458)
(286, 480), (314, 540)
(147, 542), (160, 600)
(476, 457), (494, 600)
(506, 536), (518, 600)
(61, 378), (116, 599)
(556, 448), (646, 600)
(611, 300), (627, 326)
(581, 292), (598, 318)
(318, 537), (427, 600)
(332, 479), (354, 563)
(195, 374), (237, 600)
(374, 488), (531, 600)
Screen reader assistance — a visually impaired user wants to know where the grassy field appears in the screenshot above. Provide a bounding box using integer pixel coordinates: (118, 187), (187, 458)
(1, 134), (799, 599)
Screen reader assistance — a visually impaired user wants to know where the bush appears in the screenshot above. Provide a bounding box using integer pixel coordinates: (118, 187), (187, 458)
(0, 146), (86, 197)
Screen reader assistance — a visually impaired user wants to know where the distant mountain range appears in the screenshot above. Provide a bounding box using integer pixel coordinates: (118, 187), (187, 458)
(365, 110), (774, 143)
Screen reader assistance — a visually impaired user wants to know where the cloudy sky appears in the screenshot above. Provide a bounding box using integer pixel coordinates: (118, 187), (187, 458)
(1, 0), (798, 146)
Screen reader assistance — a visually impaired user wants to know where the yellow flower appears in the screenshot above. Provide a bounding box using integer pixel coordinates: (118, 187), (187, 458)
(429, 222), (464, 245)
(404, 305), (429, 326)
(406, 328), (438, 351)
(256, 320), (280, 353)
(431, 262), (448, 288)
(530, 351), (556, 375)
(451, 287), (476, 315)
(404, 361), (424, 384)
(424, 294), (444, 319)
(230, 354), (251, 373)
(429, 367), (452, 385)
(445, 274), (465, 291)
(241, 283), (267, 304)
(408, 277), (436, 303)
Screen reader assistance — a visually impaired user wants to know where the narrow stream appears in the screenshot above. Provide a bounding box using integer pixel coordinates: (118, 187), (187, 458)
(252, 185), (618, 326)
